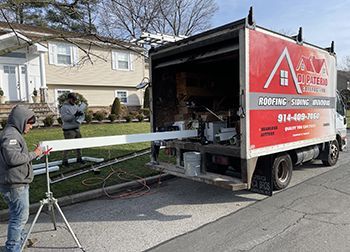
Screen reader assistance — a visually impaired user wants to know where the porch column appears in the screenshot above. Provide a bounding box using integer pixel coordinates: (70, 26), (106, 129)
(39, 52), (48, 102)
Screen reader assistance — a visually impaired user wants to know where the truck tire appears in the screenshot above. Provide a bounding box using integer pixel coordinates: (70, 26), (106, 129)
(322, 140), (339, 166)
(272, 154), (292, 190)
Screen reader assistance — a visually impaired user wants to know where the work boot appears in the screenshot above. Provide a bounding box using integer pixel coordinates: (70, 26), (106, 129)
(77, 158), (86, 164)
(23, 238), (38, 249)
(93, 168), (101, 175)
(27, 238), (38, 247)
(62, 160), (69, 167)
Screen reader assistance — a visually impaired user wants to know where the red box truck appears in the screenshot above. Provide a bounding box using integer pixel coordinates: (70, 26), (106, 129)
(147, 9), (347, 195)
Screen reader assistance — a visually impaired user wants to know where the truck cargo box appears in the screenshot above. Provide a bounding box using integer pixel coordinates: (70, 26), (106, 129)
(147, 10), (346, 195)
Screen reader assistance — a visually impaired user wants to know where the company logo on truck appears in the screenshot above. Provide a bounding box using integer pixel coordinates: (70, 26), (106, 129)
(263, 47), (302, 94)
(249, 29), (335, 151)
(296, 55), (328, 93)
(263, 47), (328, 95)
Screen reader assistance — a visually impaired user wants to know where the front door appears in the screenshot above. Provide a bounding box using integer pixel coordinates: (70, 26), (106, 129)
(1, 64), (20, 101)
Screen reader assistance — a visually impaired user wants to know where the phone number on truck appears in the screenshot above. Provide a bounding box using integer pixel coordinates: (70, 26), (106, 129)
(277, 113), (320, 123)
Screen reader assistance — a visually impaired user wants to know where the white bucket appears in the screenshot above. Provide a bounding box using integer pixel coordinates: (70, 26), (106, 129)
(183, 152), (201, 176)
(173, 121), (185, 131)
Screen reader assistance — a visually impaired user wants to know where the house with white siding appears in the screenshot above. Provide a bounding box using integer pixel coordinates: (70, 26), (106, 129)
(0, 22), (148, 110)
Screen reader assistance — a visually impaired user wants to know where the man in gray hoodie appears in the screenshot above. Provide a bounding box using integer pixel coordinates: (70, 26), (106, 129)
(60, 93), (84, 166)
(0, 105), (42, 252)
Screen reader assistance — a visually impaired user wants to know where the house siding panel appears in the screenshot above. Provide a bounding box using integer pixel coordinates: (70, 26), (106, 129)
(44, 42), (147, 107)
(45, 43), (145, 88)
(48, 85), (144, 107)
(0, 30), (148, 106)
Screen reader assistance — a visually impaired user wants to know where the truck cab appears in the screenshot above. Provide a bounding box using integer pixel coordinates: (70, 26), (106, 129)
(336, 91), (347, 150)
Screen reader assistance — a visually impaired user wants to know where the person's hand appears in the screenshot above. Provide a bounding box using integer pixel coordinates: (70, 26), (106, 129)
(34, 145), (43, 157)
(74, 111), (84, 117)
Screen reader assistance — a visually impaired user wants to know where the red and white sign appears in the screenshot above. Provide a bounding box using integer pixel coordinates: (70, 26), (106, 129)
(249, 29), (336, 150)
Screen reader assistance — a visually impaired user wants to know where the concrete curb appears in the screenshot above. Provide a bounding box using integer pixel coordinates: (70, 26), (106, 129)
(0, 174), (173, 222)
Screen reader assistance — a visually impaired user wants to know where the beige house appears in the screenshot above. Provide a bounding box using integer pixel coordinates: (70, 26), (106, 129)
(0, 22), (148, 109)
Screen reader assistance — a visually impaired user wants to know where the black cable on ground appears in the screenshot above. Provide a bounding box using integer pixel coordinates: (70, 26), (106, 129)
(81, 167), (164, 199)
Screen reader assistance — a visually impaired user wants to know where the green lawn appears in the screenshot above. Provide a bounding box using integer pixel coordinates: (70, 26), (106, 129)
(347, 110), (350, 128)
(0, 122), (172, 210)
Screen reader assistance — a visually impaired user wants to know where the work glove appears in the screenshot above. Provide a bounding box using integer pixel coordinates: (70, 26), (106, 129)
(74, 111), (84, 117)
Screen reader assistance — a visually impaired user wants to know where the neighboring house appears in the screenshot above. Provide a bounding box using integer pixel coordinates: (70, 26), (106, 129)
(0, 22), (148, 109)
(337, 70), (350, 91)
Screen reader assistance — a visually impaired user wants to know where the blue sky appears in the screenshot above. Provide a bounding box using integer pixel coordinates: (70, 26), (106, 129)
(212, 0), (350, 68)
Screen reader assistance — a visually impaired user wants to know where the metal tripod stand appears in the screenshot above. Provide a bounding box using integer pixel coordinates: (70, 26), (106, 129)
(20, 150), (84, 252)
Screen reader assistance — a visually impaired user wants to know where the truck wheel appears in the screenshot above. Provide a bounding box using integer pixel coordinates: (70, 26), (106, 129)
(272, 154), (292, 190)
(322, 140), (339, 166)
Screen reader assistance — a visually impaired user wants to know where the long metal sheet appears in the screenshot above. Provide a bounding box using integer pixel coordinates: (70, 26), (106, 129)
(40, 130), (198, 152)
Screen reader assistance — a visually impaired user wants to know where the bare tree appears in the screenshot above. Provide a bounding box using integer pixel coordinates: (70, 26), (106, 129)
(2, 0), (218, 61)
(158, 0), (218, 36)
(341, 56), (350, 71)
(99, 0), (163, 39)
(0, 0), (108, 58)
(99, 0), (218, 39)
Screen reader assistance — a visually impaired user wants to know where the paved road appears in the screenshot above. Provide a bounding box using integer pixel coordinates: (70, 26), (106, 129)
(0, 151), (349, 251)
(149, 156), (350, 252)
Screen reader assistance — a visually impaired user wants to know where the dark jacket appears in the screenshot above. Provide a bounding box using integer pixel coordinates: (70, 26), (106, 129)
(0, 106), (37, 188)
(60, 102), (81, 130)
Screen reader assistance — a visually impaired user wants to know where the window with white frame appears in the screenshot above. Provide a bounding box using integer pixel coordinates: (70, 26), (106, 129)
(280, 70), (288, 86)
(115, 90), (128, 103)
(112, 50), (133, 71)
(49, 42), (78, 66)
(55, 89), (73, 105)
(57, 44), (72, 65)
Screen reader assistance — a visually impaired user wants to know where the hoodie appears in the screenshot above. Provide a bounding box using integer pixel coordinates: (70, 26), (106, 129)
(60, 101), (81, 130)
(0, 105), (37, 188)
